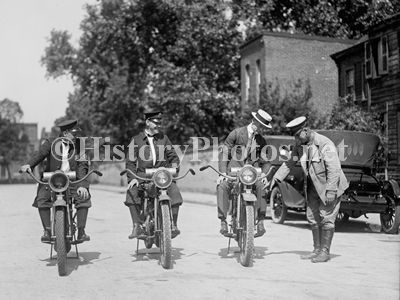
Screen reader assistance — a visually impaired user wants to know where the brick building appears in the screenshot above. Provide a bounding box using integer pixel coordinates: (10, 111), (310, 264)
(331, 14), (400, 180)
(240, 31), (354, 114)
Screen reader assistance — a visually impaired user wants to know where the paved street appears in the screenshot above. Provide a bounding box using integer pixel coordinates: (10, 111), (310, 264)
(0, 184), (399, 300)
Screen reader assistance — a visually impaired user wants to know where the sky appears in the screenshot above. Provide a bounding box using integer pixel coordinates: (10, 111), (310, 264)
(0, 0), (97, 134)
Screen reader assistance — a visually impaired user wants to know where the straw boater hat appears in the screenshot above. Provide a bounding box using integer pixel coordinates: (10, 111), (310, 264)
(251, 109), (272, 128)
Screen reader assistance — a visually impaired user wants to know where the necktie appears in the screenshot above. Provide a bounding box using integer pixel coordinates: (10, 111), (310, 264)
(244, 132), (255, 163)
(147, 135), (156, 166)
(60, 142), (70, 172)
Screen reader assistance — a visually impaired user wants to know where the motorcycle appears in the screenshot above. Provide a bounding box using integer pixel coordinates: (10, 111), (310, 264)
(22, 168), (103, 276)
(200, 164), (271, 267)
(120, 167), (195, 269)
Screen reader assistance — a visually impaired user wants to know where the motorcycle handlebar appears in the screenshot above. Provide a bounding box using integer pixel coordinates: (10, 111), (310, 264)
(24, 169), (47, 185)
(70, 169), (103, 184)
(120, 168), (196, 181)
(199, 165), (236, 180)
(21, 169), (102, 185)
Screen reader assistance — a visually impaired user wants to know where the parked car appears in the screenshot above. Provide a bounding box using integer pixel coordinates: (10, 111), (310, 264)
(267, 130), (400, 234)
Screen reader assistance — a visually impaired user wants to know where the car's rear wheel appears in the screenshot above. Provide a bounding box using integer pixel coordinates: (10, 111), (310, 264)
(270, 187), (287, 224)
(380, 203), (400, 234)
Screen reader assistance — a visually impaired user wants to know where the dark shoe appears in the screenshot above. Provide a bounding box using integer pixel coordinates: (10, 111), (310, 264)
(171, 224), (180, 239)
(41, 229), (51, 243)
(311, 249), (330, 263)
(77, 228), (90, 242)
(301, 249), (321, 260)
(254, 221), (266, 238)
(128, 223), (142, 239)
(220, 220), (228, 236)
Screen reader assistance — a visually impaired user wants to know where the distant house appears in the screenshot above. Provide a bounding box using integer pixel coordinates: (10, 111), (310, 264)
(240, 31), (354, 113)
(331, 13), (400, 180)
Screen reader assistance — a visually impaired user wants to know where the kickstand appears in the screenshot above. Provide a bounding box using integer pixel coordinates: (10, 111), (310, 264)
(136, 238), (139, 255)
(50, 244), (54, 260)
(227, 237), (231, 254)
(74, 243), (80, 259)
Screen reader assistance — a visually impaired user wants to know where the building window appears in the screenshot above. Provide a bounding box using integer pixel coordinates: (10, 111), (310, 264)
(345, 68), (355, 98)
(365, 42), (372, 78)
(379, 35), (388, 74)
(256, 59), (261, 103)
(245, 64), (250, 102)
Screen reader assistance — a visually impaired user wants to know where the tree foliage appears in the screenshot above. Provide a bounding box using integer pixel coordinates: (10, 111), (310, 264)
(234, 79), (324, 135)
(40, 0), (397, 145)
(0, 98), (23, 123)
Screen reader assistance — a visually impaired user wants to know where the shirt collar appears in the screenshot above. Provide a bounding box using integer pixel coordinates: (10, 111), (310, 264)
(247, 124), (255, 136)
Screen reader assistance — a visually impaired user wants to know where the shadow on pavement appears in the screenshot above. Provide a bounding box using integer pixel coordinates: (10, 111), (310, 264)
(218, 246), (269, 263)
(265, 250), (341, 260)
(271, 216), (383, 234)
(42, 251), (102, 276)
(131, 247), (184, 265)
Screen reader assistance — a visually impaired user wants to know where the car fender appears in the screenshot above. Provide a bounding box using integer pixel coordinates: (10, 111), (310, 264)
(277, 181), (305, 208)
(383, 180), (400, 205)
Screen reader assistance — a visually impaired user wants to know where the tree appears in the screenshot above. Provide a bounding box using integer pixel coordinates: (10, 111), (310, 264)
(234, 79), (324, 135)
(0, 118), (29, 182)
(40, 0), (400, 146)
(41, 0), (243, 145)
(0, 98), (23, 123)
(232, 0), (400, 40)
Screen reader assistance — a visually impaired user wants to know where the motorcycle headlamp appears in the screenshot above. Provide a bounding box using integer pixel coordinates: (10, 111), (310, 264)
(153, 169), (173, 189)
(49, 171), (70, 193)
(238, 166), (258, 185)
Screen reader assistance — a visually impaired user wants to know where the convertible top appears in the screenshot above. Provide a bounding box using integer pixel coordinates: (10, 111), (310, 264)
(265, 130), (380, 169)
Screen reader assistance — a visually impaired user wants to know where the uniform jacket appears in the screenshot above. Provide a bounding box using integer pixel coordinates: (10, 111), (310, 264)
(218, 126), (271, 174)
(273, 132), (349, 204)
(27, 136), (89, 190)
(126, 131), (180, 183)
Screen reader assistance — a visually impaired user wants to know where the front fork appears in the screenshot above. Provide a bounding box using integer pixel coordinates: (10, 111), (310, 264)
(154, 189), (172, 232)
(50, 193), (73, 240)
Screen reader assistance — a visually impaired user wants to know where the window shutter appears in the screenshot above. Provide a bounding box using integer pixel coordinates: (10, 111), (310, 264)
(354, 62), (362, 97)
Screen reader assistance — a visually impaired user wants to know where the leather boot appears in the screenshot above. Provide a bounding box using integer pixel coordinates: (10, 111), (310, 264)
(301, 226), (321, 259)
(77, 228), (90, 242)
(254, 220), (266, 238)
(312, 228), (334, 263)
(220, 220), (228, 235)
(171, 224), (180, 239)
(128, 223), (142, 239)
(41, 227), (51, 243)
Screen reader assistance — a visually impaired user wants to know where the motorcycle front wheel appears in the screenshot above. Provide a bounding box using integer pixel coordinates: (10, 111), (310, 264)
(239, 203), (254, 267)
(55, 207), (67, 276)
(159, 203), (172, 269)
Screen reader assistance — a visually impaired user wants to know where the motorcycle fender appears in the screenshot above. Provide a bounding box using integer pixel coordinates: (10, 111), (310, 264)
(241, 193), (257, 202)
(158, 194), (171, 202)
(53, 195), (67, 207)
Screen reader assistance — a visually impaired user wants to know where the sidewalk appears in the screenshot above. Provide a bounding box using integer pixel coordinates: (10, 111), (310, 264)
(91, 183), (216, 207)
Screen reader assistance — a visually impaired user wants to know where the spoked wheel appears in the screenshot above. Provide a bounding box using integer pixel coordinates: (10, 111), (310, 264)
(270, 187), (287, 224)
(55, 208), (67, 276)
(380, 203), (400, 234)
(159, 203), (172, 269)
(144, 215), (154, 249)
(239, 203), (254, 267)
(336, 211), (350, 223)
